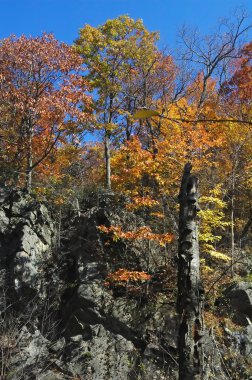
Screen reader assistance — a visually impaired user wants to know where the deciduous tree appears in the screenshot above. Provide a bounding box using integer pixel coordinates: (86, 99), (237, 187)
(0, 33), (92, 191)
(74, 16), (162, 189)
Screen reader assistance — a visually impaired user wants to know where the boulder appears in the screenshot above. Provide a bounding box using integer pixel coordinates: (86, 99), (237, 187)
(224, 282), (252, 325)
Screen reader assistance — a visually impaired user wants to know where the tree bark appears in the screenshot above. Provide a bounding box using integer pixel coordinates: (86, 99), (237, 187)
(177, 163), (204, 380)
(230, 171), (235, 276)
(26, 121), (33, 193)
(104, 129), (111, 190)
(104, 94), (113, 190)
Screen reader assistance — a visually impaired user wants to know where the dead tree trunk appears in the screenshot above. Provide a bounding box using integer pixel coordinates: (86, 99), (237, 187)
(177, 163), (204, 380)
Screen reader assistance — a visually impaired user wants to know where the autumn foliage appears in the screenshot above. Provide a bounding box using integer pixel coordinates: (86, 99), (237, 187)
(98, 224), (174, 246)
(0, 16), (251, 282)
(0, 33), (92, 192)
(105, 269), (151, 286)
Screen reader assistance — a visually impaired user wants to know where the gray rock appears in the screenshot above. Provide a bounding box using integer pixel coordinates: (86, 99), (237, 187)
(1, 190), (251, 379)
(37, 371), (65, 380)
(0, 190), (55, 298)
(65, 324), (136, 380)
(224, 282), (252, 325)
(241, 324), (252, 357)
(0, 209), (9, 234)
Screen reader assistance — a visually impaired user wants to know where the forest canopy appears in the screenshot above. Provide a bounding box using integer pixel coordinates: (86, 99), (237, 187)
(0, 14), (251, 256)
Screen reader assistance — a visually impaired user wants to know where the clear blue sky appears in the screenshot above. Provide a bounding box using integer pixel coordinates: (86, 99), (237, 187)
(1, 0), (252, 49)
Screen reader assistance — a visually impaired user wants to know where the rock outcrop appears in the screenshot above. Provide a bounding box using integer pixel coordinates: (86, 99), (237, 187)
(0, 189), (251, 379)
(224, 282), (252, 325)
(0, 189), (54, 298)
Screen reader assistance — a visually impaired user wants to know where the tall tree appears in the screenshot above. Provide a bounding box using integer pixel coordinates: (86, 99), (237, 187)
(0, 33), (92, 191)
(217, 41), (252, 260)
(74, 15), (160, 189)
(177, 11), (250, 110)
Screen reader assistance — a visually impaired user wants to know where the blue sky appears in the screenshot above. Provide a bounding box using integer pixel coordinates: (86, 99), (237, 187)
(1, 0), (252, 49)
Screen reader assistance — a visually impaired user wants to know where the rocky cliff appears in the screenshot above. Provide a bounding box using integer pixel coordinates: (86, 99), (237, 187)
(0, 189), (251, 380)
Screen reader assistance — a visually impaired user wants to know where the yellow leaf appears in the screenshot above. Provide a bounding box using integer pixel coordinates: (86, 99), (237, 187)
(133, 109), (160, 119)
(209, 250), (231, 262)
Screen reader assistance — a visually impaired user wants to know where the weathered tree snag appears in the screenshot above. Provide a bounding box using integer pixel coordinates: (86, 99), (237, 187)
(177, 163), (204, 380)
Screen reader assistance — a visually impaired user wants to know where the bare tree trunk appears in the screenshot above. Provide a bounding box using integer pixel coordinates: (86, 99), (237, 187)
(177, 163), (204, 380)
(104, 130), (111, 190)
(57, 206), (61, 250)
(26, 125), (33, 193)
(230, 172), (235, 276)
(104, 94), (113, 190)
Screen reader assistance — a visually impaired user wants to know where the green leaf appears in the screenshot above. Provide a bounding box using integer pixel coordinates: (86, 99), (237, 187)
(133, 109), (160, 119)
